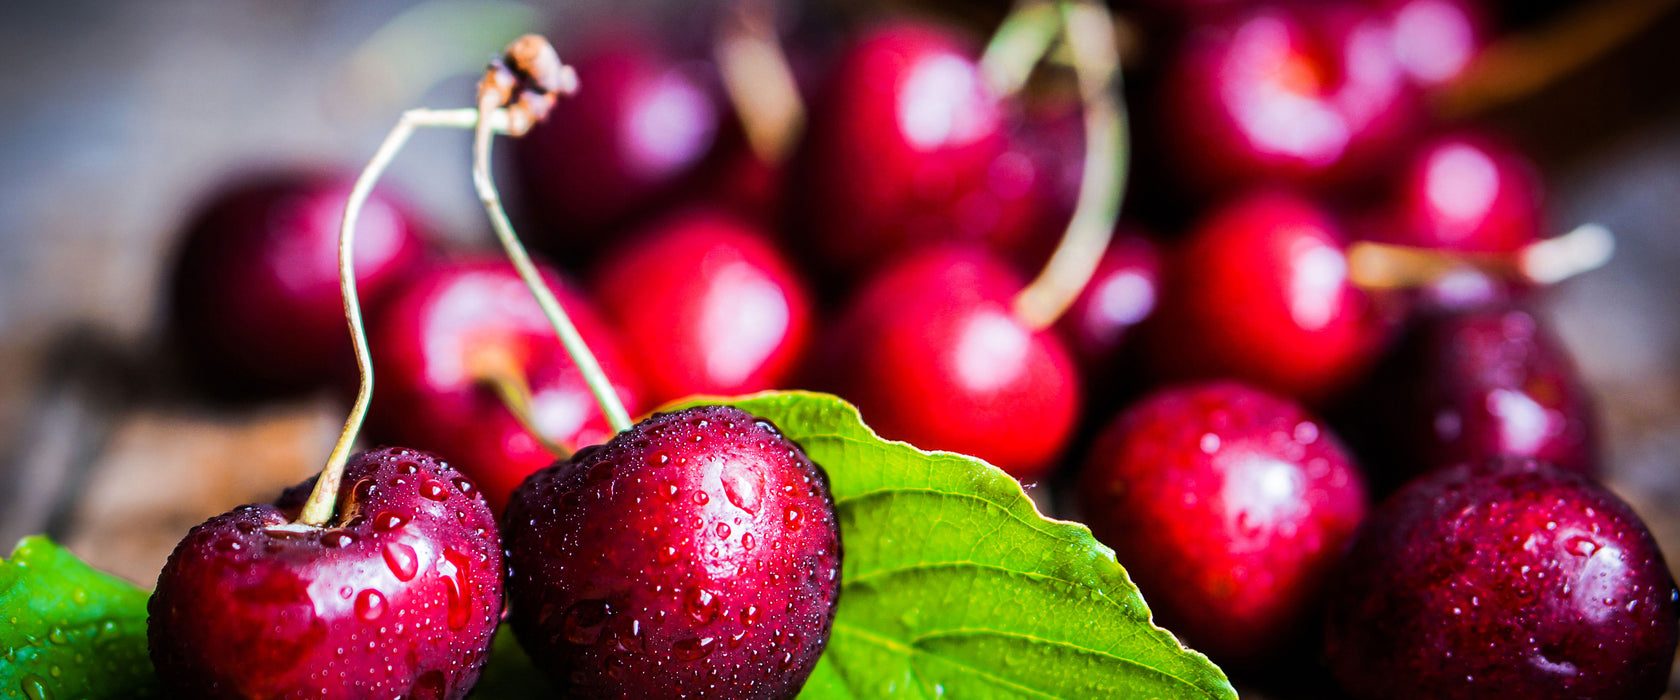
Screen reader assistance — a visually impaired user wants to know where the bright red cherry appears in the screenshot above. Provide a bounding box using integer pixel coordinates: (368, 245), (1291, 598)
(1325, 458), (1678, 699)
(169, 171), (428, 393)
(149, 447), (503, 698)
(1144, 190), (1387, 403)
(367, 258), (642, 513)
(1381, 0), (1484, 88)
(1349, 304), (1599, 491)
(1078, 381), (1369, 666)
(1160, 1), (1419, 195)
(812, 246), (1080, 482)
(591, 210), (812, 406)
(512, 32), (722, 254)
(787, 21), (1047, 279)
(1359, 131), (1543, 254)
(1056, 229), (1162, 386)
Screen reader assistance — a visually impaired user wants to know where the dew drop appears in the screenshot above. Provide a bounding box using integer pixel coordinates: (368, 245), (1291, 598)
(450, 477), (476, 496)
(355, 590), (387, 622)
(420, 480), (450, 501)
(324, 530), (356, 548)
(686, 588), (721, 624)
(397, 461), (420, 474)
(438, 549), (473, 630)
(741, 604), (761, 627)
(655, 544), (680, 565)
(692, 491), (710, 505)
(373, 511), (409, 532)
(721, 467), (762, 513)
(742, 533), (756, 550)
(784, 506), (803, 530)
(673, 637), (716, 661)
(215, 539), (243, 553)
(715, 522), (732, 539)
(20, 675), (50, 700)
(383, 542), (419, 581)
(659, 482), (680, 501)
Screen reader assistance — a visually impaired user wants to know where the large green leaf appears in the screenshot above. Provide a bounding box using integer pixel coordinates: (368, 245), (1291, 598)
(0, 536), (158, 697)
(668, 391), (1236, 700)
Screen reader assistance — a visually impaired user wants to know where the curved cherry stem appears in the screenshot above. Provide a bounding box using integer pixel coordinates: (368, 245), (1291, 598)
(472, 93), (634, 435)
(295, 106), (506, 528)
(1012, 0), (1128, 331)
(980, 0), (1064, 97)
(1347, 223), (1615, 290)
(715, 0), (805, 165)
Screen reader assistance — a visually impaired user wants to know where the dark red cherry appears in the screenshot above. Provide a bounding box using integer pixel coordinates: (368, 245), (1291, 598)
(812, 246), (1080, 482)
(502, 405), (840, 699)
(168, 171), (427, 393)
(1350, 304), (1599, 491)
(1144, 190), (1387, 403)
(1325, 458), (1678, 700)
(1359, 131), (1543, 254)
(787, 20), (1046, 279)
(149, 447), (502, 698)
(1055, 229), (1162, 386)
(591, 209), (812, 406)
(1078, 381), (1368, 665)
(512, 32), (722, 253)
(368, 258), (642, 513)
(1160, 1), (1419, 195)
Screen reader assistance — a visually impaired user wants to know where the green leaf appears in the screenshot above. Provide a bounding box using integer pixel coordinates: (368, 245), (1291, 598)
(0, 536), (158, 698)
(664, 390), (1238, 700)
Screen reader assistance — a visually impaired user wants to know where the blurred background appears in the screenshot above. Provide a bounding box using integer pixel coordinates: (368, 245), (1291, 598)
(2, 0), (1679, 695)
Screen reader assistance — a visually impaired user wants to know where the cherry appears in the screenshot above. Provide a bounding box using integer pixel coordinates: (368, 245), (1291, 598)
(511, 32), (722, 254)
(1345, 303), (1600, 491)
(502, 404), (840, 698)
(811, 246), (1080, 482)
(1159, 1), (1419, 195)
(168, 171), (427, 393)
(1380, 0), (1485, 89)
(590, 209), (812, 406)
(1143, 190), (1387, 403)
(1055, 229), (1161, 388)
(786, 20), (1047, 279)
(1324, 458), (1678, 699)
(1358, 130), (1542, 254)
(149, 447), (503, 698)
(367, 257), (643, 513)
(1077, 381), (1368, 665)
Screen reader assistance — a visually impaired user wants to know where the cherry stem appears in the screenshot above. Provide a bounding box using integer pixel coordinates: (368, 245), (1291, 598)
(296, 106), (512, 528)
(1347, 223), (1615, 291)
(469, 346), (571, 458)
(715, 0), (805, 165)
(472, 94), (635, 435)
(980, 0), (1064, 97)
(1012, 0), (1128, 331)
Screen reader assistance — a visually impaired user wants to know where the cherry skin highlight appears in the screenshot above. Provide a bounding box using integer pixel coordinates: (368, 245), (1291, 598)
(168, 171), (427, 393)
(812, 246), (1080, 482)
(591, 209), (813, 406)
(1056, 230), (1162, 389)
(1324, 458), (1678, 700)
(1359, 130), (1544, 254)
(1143, 190), (1386, 403)
(787, 20), (1046, 280)
(502, 405), (840, 699)
(366, 257), (642, 513)
(148, 447), (503, 699)
(1078, 381), (1368, 665)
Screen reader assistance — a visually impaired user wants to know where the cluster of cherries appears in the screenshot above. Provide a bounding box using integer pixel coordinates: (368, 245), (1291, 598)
(151, 0), (1678, 696)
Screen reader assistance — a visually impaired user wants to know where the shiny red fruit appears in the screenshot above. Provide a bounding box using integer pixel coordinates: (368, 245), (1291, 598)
(1381, 0), (1484, 88)
(168, 171), (427, 393)
(512, 33), (721, 252)
(1361, 131), (1543, 254)
(1325, 458), (1678, 699)
(503, 405), (840, 699)
(788, 21), (1046, 279)
(592, 210), (812, 406)
(1056, 230), (1162, 385)
(1078, 381), (1368, 665)
(1161, 2), (1419, 194)
(149, 447), (503, 698)
(368, 258), (642, 513)
(1145, 190), (1386, 403)
(814, 246), (1080, 482)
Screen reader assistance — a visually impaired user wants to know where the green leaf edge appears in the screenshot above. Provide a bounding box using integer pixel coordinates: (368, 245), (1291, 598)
(0, 535), (159, 698)
(663, 390), (1237, 700)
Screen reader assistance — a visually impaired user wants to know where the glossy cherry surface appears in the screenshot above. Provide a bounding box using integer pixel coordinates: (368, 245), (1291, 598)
(813, 246), (1079, 482)
(1352, 304), (1599, 490)
(1056, 230), (1162, 385)
(367, 258), (642, 513)
(1078, 381), (1368, 665)
(1144, 190), (1385, 403)
(788, 21), (1045, 279)
(169, 171), (427, 393)
(1324, 458), (1678, 700)
(149, 447), (502, 698)
(512, 33), (722, 251)
(591, 210), (812, 406)
(1360, 131), (1543, 253)
(1160, 2), (1418, 195)
(503, 405), (840, 699)
(1381, 0), (1484, 88)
